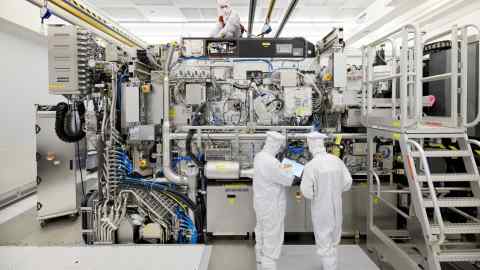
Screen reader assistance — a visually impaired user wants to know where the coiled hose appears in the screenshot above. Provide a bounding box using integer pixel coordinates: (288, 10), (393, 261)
(55, 102), (86, 143)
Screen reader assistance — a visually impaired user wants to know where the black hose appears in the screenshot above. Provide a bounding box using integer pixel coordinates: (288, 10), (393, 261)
(55, 102), (86, 143)
(186, 103), (207, 168)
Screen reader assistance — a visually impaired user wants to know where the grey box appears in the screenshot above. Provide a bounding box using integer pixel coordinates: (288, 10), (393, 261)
(128, 125), (155, 142)
(207, 184), (255, 235)
(36, 111), (84, 222)
(48, 25), (79, 95)
(121, 83), (140, 129)
(185, 83), (206, 105)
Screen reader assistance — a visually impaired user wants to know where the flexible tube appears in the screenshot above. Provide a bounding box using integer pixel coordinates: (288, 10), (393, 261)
(55, 102), (86, 143)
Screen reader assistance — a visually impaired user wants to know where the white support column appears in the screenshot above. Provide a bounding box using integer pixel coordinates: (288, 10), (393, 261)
(451, 25), (459, 127)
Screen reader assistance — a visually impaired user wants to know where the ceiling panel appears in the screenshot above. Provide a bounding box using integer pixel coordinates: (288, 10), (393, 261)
(101, 7), (146, 20)
(130, 0), (172, 5)
(180, 8), (203, 20)
(87, 0), (134, 7)
(137, 6), (185, 21)
(85, 0), (377, 44)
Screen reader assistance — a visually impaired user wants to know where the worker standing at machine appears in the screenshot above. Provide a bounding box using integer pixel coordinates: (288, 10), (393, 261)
(210, 0), (244, 38)
(300, 132), (352, 270)
(253, 131), (297, 270)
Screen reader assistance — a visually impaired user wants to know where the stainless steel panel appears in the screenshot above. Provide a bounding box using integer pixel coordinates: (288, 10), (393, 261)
(307, 183), (397, 235)
(285, 186), (307, 232)
(36, 111), (82, 220)
(207, 184), (255, 234)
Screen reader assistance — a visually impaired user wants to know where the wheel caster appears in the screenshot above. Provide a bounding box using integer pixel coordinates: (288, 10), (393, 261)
(39, 220), (46, 228)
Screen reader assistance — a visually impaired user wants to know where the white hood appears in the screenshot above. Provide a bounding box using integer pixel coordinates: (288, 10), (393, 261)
(307, 132), (327, 157)
(262, 131), (286, 156)
(217, 0), (233, 18)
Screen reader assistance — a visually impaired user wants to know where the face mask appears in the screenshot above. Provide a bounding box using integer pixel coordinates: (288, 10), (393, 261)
(219, 4), (232, 17)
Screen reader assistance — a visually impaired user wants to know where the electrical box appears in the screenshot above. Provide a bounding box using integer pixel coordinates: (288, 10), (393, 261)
(106, 44), (121, 62)
(284, 87), (312, 117)
(122, 83), (140, 129)
(48, 25), (79, 95)
(185, 83), (206, 105)
(128, 125), (155, 142)
(333, 52), (347, 88)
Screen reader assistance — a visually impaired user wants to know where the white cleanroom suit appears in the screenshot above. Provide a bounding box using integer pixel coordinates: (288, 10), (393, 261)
(210, 0), (244, 39)
(253, 131), (295, 270)
(300, 132), (352, 270)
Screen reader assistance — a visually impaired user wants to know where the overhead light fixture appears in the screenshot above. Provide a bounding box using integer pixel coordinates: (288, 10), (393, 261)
(356, 12), (367, 24)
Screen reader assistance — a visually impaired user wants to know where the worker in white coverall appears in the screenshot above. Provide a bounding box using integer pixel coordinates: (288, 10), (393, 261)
(253, 131), (298, 270)
(300, 132), (352, 270)
(210, 0), (244, 38)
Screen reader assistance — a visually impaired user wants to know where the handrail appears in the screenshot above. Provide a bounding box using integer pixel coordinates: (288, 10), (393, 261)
(407, 140), (446, 245)
(369, 169), (410, 219)
(463, 25), (480, 127)
(367, 24), (418, 47)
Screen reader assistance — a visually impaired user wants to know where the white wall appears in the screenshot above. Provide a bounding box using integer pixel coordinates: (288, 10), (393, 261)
(0, 8), (63, 197)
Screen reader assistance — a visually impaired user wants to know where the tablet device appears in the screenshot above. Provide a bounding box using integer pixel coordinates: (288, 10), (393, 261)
(280, 158), (304, 178)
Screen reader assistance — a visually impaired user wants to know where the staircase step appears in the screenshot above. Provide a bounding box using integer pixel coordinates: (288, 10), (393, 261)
(417, 174), (480, 182)
(411, 150), (470, 158)
(424, 197), (480, 208)
(438, 249), (480, 262)
(431, 223), (480, 234)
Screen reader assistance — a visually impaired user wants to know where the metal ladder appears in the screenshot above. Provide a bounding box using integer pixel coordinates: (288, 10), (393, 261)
(400, 132), (480, 269)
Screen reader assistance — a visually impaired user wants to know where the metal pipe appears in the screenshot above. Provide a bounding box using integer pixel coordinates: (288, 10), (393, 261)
(178, 125), (313, 131)
(407, 140), (446, 245)
(249, 87), (255, 125)
(275, 0), (299, 38)
(248, 0), (258, 36)
(464, 24), (480, 127)
(27, 0), (144, 48)
(170, 133), (366, 140)
(451, 25), (459, 127)
(162, 46), (187, 184)
(265, 0), (277, 25)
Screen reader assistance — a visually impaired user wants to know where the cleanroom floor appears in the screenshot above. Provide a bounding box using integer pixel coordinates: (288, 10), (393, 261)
(0, 178), (381, 270)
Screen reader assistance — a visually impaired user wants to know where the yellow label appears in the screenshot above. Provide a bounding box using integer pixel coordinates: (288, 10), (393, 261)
(169, 108), (176, 118)
(323, 73), (333, 81)
(475, 150), (480, 156)
(216, 163), (226, 172)
(373, 196), (380, 205)
(228, 197), (236, 205)
(295, 107), (306, 116)
(391, 120), (401, 128)
(392, 133), (401, 141)
(49, 83), (65, 90)
(224, 184), (247, 189)
(261, 42), (271, 48)
(335, 134), (343, 145)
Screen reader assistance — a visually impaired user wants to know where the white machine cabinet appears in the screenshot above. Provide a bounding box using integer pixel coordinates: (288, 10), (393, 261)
(36, 108), (83, 226)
